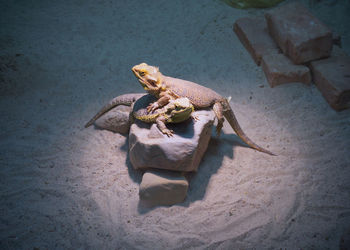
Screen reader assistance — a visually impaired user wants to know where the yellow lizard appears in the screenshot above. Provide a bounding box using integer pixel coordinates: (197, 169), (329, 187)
(132, 63), (275, 155)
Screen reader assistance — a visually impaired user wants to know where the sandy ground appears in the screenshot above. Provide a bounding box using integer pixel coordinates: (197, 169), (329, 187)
(1, 0), (350, 249)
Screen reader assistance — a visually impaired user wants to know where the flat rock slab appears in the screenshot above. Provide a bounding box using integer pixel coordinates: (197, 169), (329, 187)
(310, 51), (350, 111)
(261, 53), (311, 87)
(233, 17), (280, 65)
(265, 2), (333, 64)
(139, 170), (189, 206)
(129, 110), (215, 172)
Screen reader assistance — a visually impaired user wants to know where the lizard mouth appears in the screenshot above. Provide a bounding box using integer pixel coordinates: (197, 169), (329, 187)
(138, 79), (149, 90)
(139, 77), (159, 91)
(131, 68), (140, 79)
(131, 67), (159, 91)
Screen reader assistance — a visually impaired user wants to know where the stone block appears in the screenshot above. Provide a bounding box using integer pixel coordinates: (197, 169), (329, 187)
(233, 17), (280, 65)
(309, 50), (350, 111)
(265, 2), (333, 64)
(139, 170), (189, 206)
(129, 110), (215, 172)
(261, 53), (311, 87)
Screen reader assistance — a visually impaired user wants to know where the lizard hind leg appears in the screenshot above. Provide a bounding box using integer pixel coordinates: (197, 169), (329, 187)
(155, 116), (174, 137)
(213, 102), (225, 137)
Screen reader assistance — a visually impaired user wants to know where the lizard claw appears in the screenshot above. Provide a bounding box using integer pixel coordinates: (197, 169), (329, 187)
(191, 114), (199, 122)
(147, 102), (159, 113)
(163, 129), (174, 137)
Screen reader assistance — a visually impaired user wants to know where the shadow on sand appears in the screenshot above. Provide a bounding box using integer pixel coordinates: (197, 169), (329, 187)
(118, 128), (248, 214)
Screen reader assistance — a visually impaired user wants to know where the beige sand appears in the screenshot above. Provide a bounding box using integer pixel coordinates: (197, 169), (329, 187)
(1, 0), (349, 249)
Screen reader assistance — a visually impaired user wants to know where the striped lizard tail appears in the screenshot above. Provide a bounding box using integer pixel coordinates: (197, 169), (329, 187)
(84, 93), (146, 128)
(223, 102), (276, 156)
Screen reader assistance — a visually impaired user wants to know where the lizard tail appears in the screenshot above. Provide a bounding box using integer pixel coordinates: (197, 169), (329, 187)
(84, 93), (146, 128)
(223, 104), (276, 156)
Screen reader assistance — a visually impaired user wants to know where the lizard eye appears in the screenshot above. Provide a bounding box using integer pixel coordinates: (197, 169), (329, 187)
(139, 71), (146, 77)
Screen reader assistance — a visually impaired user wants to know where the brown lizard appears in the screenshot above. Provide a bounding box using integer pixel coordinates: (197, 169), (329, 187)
(132, 63), (276, 156)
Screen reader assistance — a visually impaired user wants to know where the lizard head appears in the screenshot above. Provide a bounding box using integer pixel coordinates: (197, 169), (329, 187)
(132, 63), (163, 94)
(167, 98), (194, 123)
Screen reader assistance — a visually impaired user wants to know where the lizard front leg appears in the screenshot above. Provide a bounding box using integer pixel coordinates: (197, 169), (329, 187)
(155, 116), (174, 137)
(147, 93), (171, 113)
(213, 102), (225, 136)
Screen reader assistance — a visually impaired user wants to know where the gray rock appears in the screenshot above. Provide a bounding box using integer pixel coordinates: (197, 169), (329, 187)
(94, 105), (132, 134)
(139, 170), (189, 206)
(129, 110), (215, 172)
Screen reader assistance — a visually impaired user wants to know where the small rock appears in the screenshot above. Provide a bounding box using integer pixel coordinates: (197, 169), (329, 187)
(129, 110), (215, 172)
(261, 53), (311, 87)
(309, 49), (350, 111)
(233, 17), (280, 65)
(139, 170), (189, 206)
(94, 105), (132, 134)
(265, 2), (333, 64)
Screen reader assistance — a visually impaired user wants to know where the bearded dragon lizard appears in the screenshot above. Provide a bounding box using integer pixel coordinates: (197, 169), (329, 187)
(85, 93), (194, 136)
(132, 63), (275, 155)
